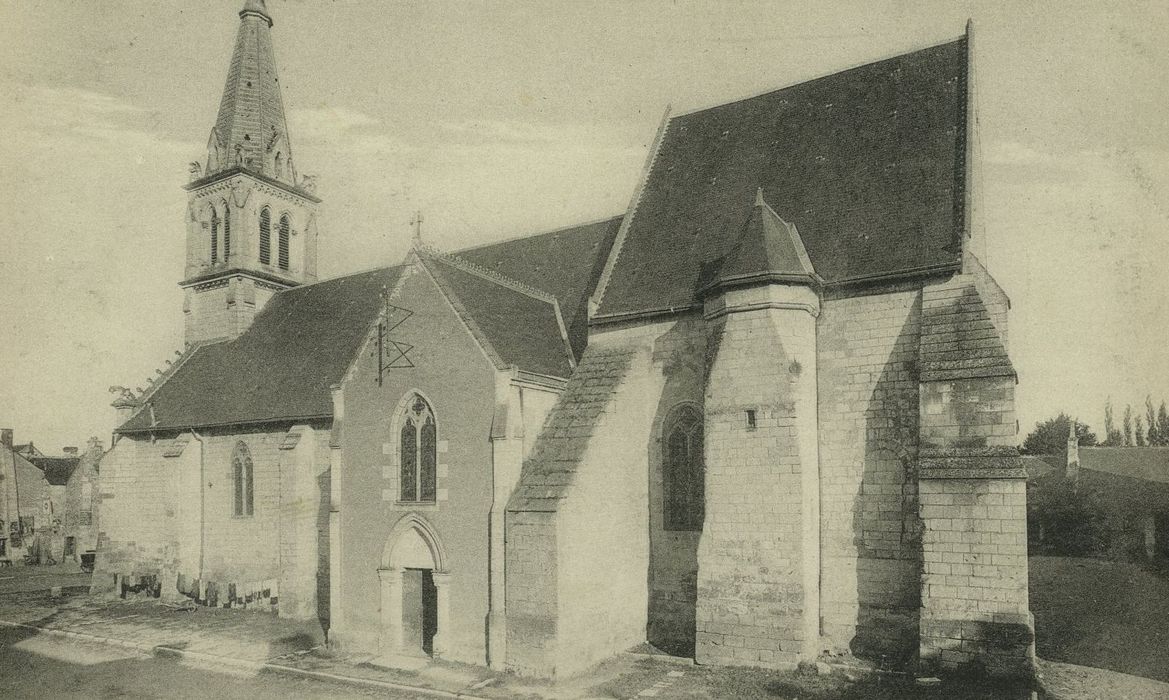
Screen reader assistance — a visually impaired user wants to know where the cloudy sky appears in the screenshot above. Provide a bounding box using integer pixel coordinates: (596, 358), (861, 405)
(1, 0), (1167, 450)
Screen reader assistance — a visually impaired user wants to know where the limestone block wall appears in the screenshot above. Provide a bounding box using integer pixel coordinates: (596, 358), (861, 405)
(96, 424), (328, 619)
(94, 436), (185, 584)
(506, 325), (666, 678)
(918, 478), (1031, 676)
(916, 274), (1032, 678)
(816, 286), (924, 663)
(697, 286), (819, 669)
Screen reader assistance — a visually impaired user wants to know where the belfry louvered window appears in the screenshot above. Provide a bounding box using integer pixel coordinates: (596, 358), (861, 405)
(663, 404), (704, 531)
(399, 394), (437, 503)
(259, 207), (271, 265)
(210, 208), (219, 263)
(222, 201), (231, 260)
(278, 213), (290, 270)
(232, 441), (254, 517)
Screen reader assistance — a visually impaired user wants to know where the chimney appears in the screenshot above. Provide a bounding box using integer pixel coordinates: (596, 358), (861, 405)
(63, 446), (79, 456)
(1066, 419), (1080, 482)
(1, 428), (12, 448)
(86, 436), (103, 454)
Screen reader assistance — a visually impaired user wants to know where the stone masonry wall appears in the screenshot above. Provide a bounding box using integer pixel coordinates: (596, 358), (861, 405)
(816, 286), (923, 664)
(918, 478), (1030, 676)
(697, 289), (817, 669)
(506, 323), (668, 678)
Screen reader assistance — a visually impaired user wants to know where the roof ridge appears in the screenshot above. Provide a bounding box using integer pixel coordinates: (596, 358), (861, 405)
(453, 214), (624, 256)
(418, 245), (560, 305)
(275, 263), (405, 294)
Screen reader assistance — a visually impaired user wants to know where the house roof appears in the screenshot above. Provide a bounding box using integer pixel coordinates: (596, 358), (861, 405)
(28, 457), (80, 486)
(119, 266), (405, 432)
(1021, 455), (1060, 480)
(421, 251), (575, 379)
(710, 189), (817, 291)
(1079, 447), (1169, 485)
(597, 36), (968, 320)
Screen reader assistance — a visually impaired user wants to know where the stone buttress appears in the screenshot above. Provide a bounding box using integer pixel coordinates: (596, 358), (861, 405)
(915, 260), (1034, 677)
(695, 190), (822, 668)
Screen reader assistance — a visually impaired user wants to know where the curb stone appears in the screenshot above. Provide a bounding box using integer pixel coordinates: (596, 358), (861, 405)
(0, 619), (489, 699)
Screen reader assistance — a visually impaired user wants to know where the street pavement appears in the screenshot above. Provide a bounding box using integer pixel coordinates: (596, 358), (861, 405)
(0, 625), (435, 699)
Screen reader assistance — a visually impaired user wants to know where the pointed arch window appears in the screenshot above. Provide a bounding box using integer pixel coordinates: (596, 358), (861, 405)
(210, 208), (219, 263)
(232, 442), (254, 517)
(399, 395), (437, 503)
(222, 201), (231, 260)
(663, 404), (704, 531)
(278, 213), (290, 271)
(259, 207), (271, 265)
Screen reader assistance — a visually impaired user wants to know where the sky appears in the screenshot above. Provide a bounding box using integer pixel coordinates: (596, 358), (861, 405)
(1, 0), (1167, 451)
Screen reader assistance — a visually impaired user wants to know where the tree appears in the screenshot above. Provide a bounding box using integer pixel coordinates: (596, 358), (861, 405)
(1146, 396), (1160, 446)
(1104, 399), (1122, 446)
(1123, 404), (1133, 446)
(1135, 416), (1146, 447)
(1022, 413), (1097, 455)
(1159, 401), (1169, 447)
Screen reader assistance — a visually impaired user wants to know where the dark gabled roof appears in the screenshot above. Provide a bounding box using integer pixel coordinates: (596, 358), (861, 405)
(119, 266), (404, 433)
(710, 190), (817, 291)
(597, 36), (967, 319)
(1080, 448), (1169, 485)
(456, 217), (621, 357)
(28, 457), (80, 486)
(1022, 455), (1061, 480)
(422, 251), (574, 379)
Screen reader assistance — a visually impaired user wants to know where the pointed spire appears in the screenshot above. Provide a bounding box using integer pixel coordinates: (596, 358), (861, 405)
(205, 0), (295, 184)
(240, 0), (272, 27)
(710, 188), (817, 291)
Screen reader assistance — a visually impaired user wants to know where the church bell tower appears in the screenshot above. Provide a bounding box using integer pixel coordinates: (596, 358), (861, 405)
(181, 0), (320, 345)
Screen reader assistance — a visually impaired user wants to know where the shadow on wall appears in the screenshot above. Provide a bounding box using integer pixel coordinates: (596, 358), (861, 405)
(646, 319), (706, 657)
(850, 297), (923, 669)
(316, 468), (330, 630)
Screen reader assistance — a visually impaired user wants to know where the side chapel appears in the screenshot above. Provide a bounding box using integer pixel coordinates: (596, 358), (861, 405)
(98, 0), (1033, 681)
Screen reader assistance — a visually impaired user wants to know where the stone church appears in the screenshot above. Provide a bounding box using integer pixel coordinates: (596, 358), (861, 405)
(97, 0), (1032, 681)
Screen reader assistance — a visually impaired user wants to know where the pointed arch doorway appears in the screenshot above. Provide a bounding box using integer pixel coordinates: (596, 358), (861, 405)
(379, 513), (451, 658)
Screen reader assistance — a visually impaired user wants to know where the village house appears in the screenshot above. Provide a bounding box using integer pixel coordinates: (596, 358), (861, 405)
(0, 429), (52, 563)
(97, 0), (1031, 681)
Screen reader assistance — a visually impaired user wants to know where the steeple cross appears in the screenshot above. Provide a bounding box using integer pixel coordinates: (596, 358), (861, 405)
(410, 210), (424, 244)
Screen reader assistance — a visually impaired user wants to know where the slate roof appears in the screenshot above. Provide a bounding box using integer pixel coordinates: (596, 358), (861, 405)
(1079, 448), (1169, 485)
(919, 276), (1014, 382)
(28, 457), (80, 486)
(421, 251), (575, 379)
(597, 36), (968, 320)
(118, 218), (606, 433)
(207, 0), (292, 180)
(456, 217), (621, 357)
(119, 266), (405, 432)
(711, 190), (817, 290)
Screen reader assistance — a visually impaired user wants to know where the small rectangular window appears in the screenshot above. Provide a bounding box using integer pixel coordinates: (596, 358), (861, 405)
(746, 409), (757, 430)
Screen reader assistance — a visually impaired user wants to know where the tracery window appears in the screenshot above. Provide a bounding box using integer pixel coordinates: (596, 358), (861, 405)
(232, 441), (254, 516)
(259, 207), (271, 265)
(663, 404), (704, 531)
(278, 213), (290, 271)
(399, 394), (437, 503)
(210, 208), (219, 263)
